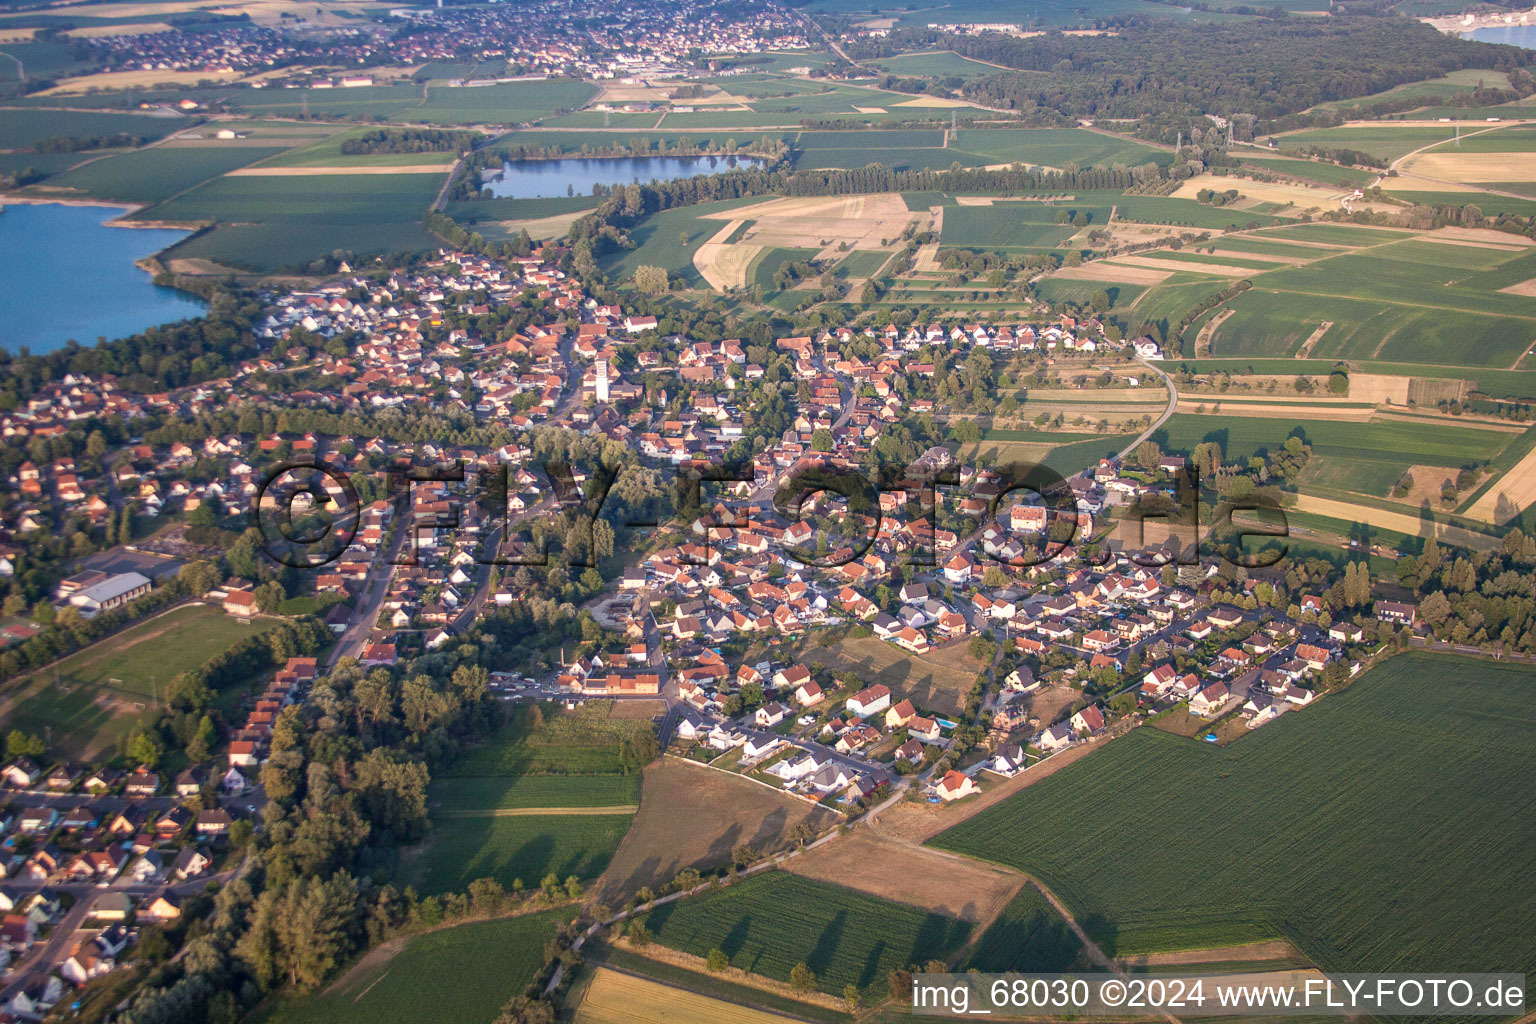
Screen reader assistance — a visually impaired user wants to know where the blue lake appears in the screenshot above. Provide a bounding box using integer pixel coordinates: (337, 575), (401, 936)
(1467, 25), (1536, 48)
(483, 153), (762, 199)
(0, 203), (205, 354)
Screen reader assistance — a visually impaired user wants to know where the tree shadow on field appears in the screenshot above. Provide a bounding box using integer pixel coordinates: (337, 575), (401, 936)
(703, 822), (743, 869)
(808, 910), (848, 977)
(748, 807), (787, 851)
(858, 938), (889, 991)
(609, 855), (667, 902)
(721, 914), (754, 961)
(1080, 912), (1119, 959)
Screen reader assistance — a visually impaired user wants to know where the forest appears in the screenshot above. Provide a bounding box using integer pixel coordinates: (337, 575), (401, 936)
(847, 19), (1532, 126)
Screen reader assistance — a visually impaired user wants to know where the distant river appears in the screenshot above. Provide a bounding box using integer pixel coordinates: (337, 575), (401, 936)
(0, 203), (205, 354)
(482, 153), (762, 199)
(1466, 24), (1536, 48)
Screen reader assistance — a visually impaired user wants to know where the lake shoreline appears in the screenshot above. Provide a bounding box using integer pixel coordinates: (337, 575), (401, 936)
(0, 193), (204, 230)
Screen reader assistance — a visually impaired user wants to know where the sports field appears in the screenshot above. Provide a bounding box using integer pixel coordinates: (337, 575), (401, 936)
(643, 871), (972, 998)
(0, 604), (267, 757)
(930, 653), (1536, 970)
(264, 911), (573, 1024)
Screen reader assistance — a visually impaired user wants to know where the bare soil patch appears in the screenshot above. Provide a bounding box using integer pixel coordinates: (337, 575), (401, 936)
(1113, 255), (1256, 277)
(1348, 372), (1411, 405)
(1499, 278), (1536, 296)
(785, 831), (1025, 925)
(594, 758), (836, 903)
(1125, 939), (1306, 968)
(1051, 261), (1172, 286)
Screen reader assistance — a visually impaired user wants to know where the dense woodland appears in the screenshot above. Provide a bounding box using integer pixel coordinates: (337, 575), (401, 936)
(847, 19), (1531, 128)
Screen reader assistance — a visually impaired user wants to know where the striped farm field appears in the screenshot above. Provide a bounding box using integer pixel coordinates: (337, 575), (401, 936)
(930, 653), (1536, 973)
(573, 968), (797, 1024)
(642, 871), (971, 998)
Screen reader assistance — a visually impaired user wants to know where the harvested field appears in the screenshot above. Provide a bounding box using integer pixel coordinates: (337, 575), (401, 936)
(498, 207), (594, 241)
(785, 831), (1024, 925)
(1112, 255), (1254, 276)
(39, 69), (244, 93)
(1289, 494), (1497, 550)
(1175, 400), (1371, 420)
(1500, 278), (1536, 297)
(65, 22), (177, 37)
(1172, 176), (1343, 211)
(700, 192), (920, 249)
(1125, 939), (1307, 969)
(852, 106), (886, 113)
(573, 968), (797, 1024)
(1049, 262), (1171, 286)
(0, 28), (36, 42)
(1465, 441), (1536, 524)
(226, 163), (451, 175)
(693, 219), (762, 291)
(1348, 373), (1411, 404)
(1404, 152), (1536, 182)
(595, 758), (835, 902)
(895, 95), (973, 107)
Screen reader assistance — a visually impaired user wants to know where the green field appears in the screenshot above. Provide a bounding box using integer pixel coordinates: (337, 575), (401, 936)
(430, 773), (639, 811)
(0, 108), (186, 150)
(1306, 69), (1512, 114)
(1238, 155), (1379, 187)
(409, 79), (599, 125)
(930, 653), (1536, 972)
(750, 246), (822, 293)
(941, 202), (1103, 249)
(1, 604), (267, 757)
(444, 702), (657, 778)
(833, 248), (892, 278)
(800, 0), (1252, 28)
(1272, 125), (1460, 163)
(447, 194), (599, 224)
(410, 813), (632, 895)
(1419, 123), (1536, 154)
(949, 128), (1169, 169)
(1178, 230), (1536, 366)
(596, 198), (760, 288)
(264, 911), (572, 1024)
(643, 872), (972, 997)
(866, 50), (1003, 78)
(1034, 277), (1147, 308)
(142, 172), (446, 271)
(1389, 190), (1536, 218)
(46, 145), (288, 204)
(961, 887), (1089, 973)
(1155, 413), (1511, 468)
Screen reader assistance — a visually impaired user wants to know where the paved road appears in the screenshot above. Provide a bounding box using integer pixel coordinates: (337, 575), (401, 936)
(328, 514), (410, 667)
(1115, 356), (1179, 464)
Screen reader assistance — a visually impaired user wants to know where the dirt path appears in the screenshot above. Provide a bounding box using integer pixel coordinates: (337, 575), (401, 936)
(1195, 308), (1235, 357)
(433, 804), (639, 818)
(1124, 938), (1303, 967)
(1295, 319), (1333, 358)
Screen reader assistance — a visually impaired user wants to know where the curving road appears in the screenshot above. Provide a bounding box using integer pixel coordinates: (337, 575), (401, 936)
(1115, 356), (1179, 464)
